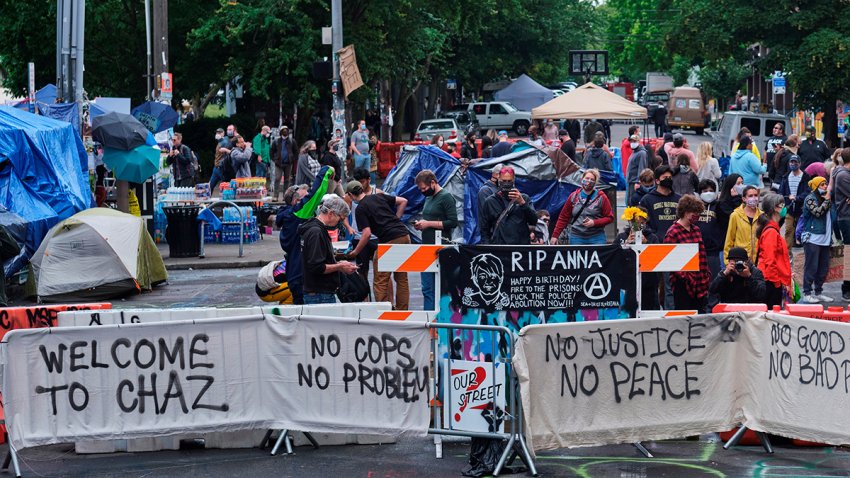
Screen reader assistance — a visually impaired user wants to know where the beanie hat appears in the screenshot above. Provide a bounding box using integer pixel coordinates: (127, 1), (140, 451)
(808, 176), (826, 191)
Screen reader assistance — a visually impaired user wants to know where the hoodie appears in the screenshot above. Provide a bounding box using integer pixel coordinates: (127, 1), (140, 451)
(584, 147), (613, 171)
(297, 217), (339, 294)
(729, 149), (766, 188)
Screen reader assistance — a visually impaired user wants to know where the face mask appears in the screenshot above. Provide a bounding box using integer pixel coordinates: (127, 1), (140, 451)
(660, 177), (673, 189)
(422, 187), (436, 197)
(438, 140), (444, 147)
(500, 181), (515, 193)
(746, 197), (759, 208)
(227, 131), (234, 137)
(818, 187), (827, 195)
(789, 163), (799, 171)
(641, 185), (654, 193)
(215, 133), (223, 140)
(734, 184), (746, 195)
(680, 165), (690, 173)
(581, 178), (595, 190)
(360, 124), (367, 131)
(309, 150), (318, 159)
(779, 206), (787, 218)
(700, 191), (717, 203)
(630, 142), (639, 149)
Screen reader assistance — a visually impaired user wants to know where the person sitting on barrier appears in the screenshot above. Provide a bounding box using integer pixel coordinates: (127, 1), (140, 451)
(708, 246), (767, 307)
(298, 195), (359, 304)
(663, 195), (712, 312)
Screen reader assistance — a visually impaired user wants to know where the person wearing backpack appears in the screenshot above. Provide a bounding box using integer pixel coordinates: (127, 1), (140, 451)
(166, 133), (196, 186)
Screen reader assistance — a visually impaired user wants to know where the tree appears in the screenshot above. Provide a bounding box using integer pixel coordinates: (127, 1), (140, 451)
(698, 57), (749, 111)
(602, 0), (672, 81)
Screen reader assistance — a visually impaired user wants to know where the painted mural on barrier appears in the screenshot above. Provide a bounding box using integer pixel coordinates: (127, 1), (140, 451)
(437, 245), (637, 360)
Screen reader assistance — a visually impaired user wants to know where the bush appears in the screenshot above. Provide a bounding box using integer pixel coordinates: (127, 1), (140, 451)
(175, 114), (259, 181)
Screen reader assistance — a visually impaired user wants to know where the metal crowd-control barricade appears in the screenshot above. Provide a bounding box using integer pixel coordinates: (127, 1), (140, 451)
(427, 322), (537, 477)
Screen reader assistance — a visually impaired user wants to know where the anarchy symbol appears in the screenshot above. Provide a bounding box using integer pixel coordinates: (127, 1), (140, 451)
(583, 273), (612, 300)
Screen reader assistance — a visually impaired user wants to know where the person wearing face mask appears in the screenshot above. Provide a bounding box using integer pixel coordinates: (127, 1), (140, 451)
(558, 128), (577, 162)
(209, 126), (234, 194)
(543, 119), (559, 142)
(621, 126), (641, 172)
(480, 167), (538, 245)
(800, 176), (833, 303)
(769, 135), (799, 191)
(630, 169), (656, 207)
(431, 134), (446, 150)
(551, 169), (613, 245)
(831, 149), (850, 299)
(729, 135), (766, 188)
(295, 140), (321, 186)
(697, 179), (723, 279)
(755, 193), (792, 308)
(413, 170), (458, 310)
(717, 174), (744, 234)
(708, 247), (767, 307)
(639, 165), (681, 239)
(798, 125), (830, 170)
(251, 125), (272, 186)
(625, 134), (648, 205)
(350, 120), (372, 173)
(779, 155), (809, 249)
(476, 164), (503, 243)
(271, 126), (298, 198)
(724, 185), (762, 261)
(663, 195), (712, 311)
(461, 132), (479, 160)
(672, 153), (699, 196)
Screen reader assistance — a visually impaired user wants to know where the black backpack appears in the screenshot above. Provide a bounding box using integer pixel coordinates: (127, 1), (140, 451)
(337, 271), (370, 303)
(219, 152), (236, 183)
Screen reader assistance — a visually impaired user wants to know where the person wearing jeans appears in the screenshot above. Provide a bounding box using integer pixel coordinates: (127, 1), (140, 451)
(800, 176), (833, 303)
(350, 119), (371, 177)
(413, 169), (458, 311)
(551, 169), (613, 245)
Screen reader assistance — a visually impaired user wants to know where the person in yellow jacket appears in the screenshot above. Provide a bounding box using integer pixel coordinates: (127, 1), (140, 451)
(724, 185), (762, 260)
(731, 126), (762, 161)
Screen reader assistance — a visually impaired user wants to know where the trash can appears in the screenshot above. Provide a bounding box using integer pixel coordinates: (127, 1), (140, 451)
(163, 205), (201, 257)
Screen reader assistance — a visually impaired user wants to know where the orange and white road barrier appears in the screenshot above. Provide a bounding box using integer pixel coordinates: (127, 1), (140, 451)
(377, 310), (431, 322)
(632, 243), (699, 272)
(376, 244), (446, 273)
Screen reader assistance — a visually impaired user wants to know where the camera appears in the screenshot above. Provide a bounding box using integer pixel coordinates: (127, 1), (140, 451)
(735, 261), (745, 272)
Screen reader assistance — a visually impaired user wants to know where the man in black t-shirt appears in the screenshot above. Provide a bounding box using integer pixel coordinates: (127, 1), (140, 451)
(345, 181), (411, 310)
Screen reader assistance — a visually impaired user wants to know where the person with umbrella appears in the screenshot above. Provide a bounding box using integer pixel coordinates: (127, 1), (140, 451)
(166, 133), (195, 187)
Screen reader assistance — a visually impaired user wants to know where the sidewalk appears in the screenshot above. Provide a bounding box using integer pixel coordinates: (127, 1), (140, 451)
(157, 235), (282, 270)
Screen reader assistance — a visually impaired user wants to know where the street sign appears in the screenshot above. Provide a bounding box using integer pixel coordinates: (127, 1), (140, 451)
(322, 27), (332, 45)
(773, 77), (786, 95)
(447, 79), (457, 90)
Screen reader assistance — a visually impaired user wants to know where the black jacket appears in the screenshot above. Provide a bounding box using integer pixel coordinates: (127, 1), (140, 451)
(271, 136), (298, 167)
(708, 261), (767, 305)
(479, 192), (537, 245)
(297, 217), (339, 294)
(798, 138), (829, 169)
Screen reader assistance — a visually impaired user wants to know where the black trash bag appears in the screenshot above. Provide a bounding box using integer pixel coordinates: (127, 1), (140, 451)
(462, 406), (509, 477)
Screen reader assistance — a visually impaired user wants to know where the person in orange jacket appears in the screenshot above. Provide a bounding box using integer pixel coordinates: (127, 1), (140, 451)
(756, 192), (792, 308)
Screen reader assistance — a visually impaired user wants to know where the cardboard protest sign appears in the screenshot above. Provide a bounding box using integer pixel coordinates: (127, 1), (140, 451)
(2, 314), (431, 450)
(443, 360), (506, 433)
(513, 314), (742, 452)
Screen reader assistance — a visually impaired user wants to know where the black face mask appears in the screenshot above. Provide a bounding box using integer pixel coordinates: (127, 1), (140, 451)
(422, 187), (436, 197)
(660, 177), (673, 189)
(308, 150), (318, 159)
(500, 181), (515, 194)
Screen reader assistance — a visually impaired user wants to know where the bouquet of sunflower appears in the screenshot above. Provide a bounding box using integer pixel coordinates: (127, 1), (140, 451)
(621, 206), (647, 233)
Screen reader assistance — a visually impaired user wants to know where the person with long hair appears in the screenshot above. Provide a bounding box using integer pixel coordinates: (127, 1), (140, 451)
(724, 184), (762, 260)
(717, 173), (744, 235)
(756, 193), (792, 308)
(696, 142), (721, 184)
(663, 195), (711, 311)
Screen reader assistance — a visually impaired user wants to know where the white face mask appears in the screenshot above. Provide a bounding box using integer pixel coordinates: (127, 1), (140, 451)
(630, 142), (639, 149)
(700, 191), (717, 203)
(437, 140), (444, 147)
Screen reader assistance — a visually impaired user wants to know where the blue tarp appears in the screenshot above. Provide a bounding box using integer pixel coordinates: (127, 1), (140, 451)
(383, 145), (617, 244)
(0, 106), (92, 262)
(34, 102), (80, 136)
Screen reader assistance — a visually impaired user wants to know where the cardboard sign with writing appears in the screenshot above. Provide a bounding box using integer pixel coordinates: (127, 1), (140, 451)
(443, 360), (506, 433)
(338, 45), (364, 97)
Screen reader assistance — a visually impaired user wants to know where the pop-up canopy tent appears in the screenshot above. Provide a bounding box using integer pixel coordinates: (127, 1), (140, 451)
(32, 208), (167, 302)
(494, 74), (553, 111)
(532, 82), (647, 119)
(0, 106), (92, 268)
(382, 145), (617, 243)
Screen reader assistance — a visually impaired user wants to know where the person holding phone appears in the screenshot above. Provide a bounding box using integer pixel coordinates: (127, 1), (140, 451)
(479, 167), (537, 245)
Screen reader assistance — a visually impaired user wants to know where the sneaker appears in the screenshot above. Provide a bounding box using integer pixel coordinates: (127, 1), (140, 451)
(817, 294), (834, 303)
(803, 294), (820, 303)
(843, 291), (850, 301)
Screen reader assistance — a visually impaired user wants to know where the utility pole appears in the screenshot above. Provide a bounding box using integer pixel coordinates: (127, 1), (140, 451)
(331, 0), (347, 177)
(144, 0), (152, 100)
(152, 0), (169, 101)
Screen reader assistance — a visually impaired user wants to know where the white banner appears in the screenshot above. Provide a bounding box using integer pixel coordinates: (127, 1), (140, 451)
(56, 303), (393, 327)
(514, 314), (743, 452)
(2, 314), (430, 450)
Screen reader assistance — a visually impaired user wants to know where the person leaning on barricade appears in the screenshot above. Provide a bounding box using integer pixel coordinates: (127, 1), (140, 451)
(663, 195), (712, 312)
(708, 246), (767, 308)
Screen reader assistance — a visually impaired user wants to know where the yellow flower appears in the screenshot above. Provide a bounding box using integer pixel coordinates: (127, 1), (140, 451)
(621, 206), (644, 222)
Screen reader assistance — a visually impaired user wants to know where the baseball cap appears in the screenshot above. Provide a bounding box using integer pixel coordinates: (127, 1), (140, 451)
(215, 127), (225, 133)
(788, 154), (800, 163)
(672, 133), (684, 142)
(558, 128), (569, 136)
(727, 247), (748, 261)
(345, 180), (363, 195)
(498, 130), (508, 136)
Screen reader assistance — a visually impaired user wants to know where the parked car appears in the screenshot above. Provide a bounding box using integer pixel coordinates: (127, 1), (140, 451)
(467, 102), (533, 135)
(667, 87), (709, 135)
(639, 91), (671, 119)
(414, 118), (461, 143)
(712, 111), (791, 157)
(440, 110), (479, 135)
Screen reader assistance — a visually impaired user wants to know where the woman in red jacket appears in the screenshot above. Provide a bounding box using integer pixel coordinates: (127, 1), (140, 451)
(756, 192), (792, 308)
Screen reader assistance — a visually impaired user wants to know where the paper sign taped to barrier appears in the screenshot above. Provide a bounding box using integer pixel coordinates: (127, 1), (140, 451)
(2, 314), (430, 450)
(443, 360), (506, 433)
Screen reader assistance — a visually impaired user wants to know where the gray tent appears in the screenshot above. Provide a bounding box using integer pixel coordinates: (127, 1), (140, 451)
(494, 74), (553, 111)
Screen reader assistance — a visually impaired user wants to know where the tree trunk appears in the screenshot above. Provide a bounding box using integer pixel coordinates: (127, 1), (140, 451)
(822, 99), (838, 149)
(393, 84), (411, 140)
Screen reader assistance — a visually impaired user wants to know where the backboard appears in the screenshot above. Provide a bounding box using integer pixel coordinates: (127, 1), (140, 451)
(569, 50), (609, 76)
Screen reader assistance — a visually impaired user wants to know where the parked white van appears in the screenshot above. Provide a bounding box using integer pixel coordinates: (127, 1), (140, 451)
(712, 111), (791, 157)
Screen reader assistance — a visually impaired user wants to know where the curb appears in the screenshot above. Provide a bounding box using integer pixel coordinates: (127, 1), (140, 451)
(165, 260), (268, 271)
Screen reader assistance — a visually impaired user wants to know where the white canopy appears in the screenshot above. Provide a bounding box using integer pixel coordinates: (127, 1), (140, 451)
(532, 82), (647, 120)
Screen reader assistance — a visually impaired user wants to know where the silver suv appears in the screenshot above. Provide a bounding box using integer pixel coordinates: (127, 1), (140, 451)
(414, 118), (461, 142)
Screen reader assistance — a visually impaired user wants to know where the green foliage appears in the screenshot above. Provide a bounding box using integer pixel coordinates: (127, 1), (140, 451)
(698, 57), (749, 105)
(602, 0), (671, 81)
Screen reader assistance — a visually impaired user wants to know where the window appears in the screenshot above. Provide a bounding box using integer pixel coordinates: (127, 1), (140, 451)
(740, 118), (761, 135)
(489, 104), (508, 115)
(688, 99), (701, 109)
(675, 99), (687, 109)
(473, 104), (486, 115)
(420, 121), (453, 131)
(765, 120), (785, 136)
